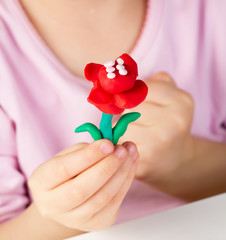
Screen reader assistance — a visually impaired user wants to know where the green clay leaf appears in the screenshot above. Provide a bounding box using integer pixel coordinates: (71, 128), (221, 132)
(75, 123), (103, 141)
(112, 112), (141, 145)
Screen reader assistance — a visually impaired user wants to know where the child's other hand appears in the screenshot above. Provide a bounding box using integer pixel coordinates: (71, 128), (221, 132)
(28, 140), (138, 231)
(119, 72), (195, 186)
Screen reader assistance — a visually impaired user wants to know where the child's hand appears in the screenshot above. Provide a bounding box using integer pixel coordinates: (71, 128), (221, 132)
(119, 72), (194, 185)
(28, 140), (138, 231)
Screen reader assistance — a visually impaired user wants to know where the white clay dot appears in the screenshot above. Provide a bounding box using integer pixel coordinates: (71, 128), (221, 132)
(119, 69), (128, 76)
(104, 60), (115, 68)
(116, 64), (125, 70)
(106, 66), (115, 73)
(117, 58), (124, 65)
(107, 72), (116, 79)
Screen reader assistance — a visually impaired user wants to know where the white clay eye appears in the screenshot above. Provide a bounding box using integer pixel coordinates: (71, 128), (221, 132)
(116, 64), (125, 70)
(107, 72), (116, 79)
(116, 58), (124, 65)
(106, 66), (115, 73)
(104, 60), (115, 68)
(119, 69), (128, 76)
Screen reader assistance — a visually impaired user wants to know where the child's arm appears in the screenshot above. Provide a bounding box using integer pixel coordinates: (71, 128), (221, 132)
(0, 140), (138, 239)
(0, 203), (83, 240)
(168, 137), (226, 201)
(119, 72), (226, 201)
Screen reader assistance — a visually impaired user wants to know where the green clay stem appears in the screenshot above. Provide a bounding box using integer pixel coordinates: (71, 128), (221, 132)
(99, 113), (113, 142)
(75, 123), (103, 141)
(112, 112), (141, 145)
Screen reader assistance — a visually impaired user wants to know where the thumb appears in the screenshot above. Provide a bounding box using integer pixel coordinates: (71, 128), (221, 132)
(145, 72), (179, 105)
(148, 72), (177, 86)
(150, 72), (176, 86)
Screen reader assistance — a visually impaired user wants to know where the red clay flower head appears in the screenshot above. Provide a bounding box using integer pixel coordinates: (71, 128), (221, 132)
(85, 53), (148, 114)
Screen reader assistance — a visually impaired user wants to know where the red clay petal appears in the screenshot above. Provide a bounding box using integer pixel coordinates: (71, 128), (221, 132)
(99, 69), (136, 94)
(88, 88), (124, 114)
(93, 103), (124, 115)
(88, 87), (113, 105)
(114, 80), (148, 109)
(119, 53), (138, 77)
(98, 54), (138, 94)
(84, 63), (103, 82)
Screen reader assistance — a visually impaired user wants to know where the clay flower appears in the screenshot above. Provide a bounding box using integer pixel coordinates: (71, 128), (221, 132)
(85, 53), (147, 114)
(75, 54), (148, 145)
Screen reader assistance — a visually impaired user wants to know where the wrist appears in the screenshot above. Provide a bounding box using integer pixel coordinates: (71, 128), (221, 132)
(30, 203), (85, 239)
(0, 203), (84, 240)
(157, 136), (226, 201)
(182, 135), (196, 166)
(141, 135), (197, 199)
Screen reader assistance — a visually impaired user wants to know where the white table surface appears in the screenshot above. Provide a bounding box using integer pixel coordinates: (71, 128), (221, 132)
(67, 193), (226, 240)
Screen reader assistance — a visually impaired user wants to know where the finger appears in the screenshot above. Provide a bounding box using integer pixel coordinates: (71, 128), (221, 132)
(70, 142), (138, 216)
(145, 72), (179, 106)
(118, 123), (150, 145)
(47, 145), (129, 211)
(55, 142), (88, 156)
(125, 101), (169, 126)
(150, 72), (177, 86)
(87, 156), (138, 231)
(29, 139), (115, 190)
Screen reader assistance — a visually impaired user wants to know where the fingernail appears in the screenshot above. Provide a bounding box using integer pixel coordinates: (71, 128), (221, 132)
(100, 141), (114, 155)
(114, 146), (126, 159)
(125, 143), (137, 159)
(128, 145), (136, 156)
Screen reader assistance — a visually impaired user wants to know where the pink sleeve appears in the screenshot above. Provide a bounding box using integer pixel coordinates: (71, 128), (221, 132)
(0, 106), (29, 223)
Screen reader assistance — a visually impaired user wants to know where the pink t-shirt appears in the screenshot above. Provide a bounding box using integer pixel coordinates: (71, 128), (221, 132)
(0, 0), (226, 224)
